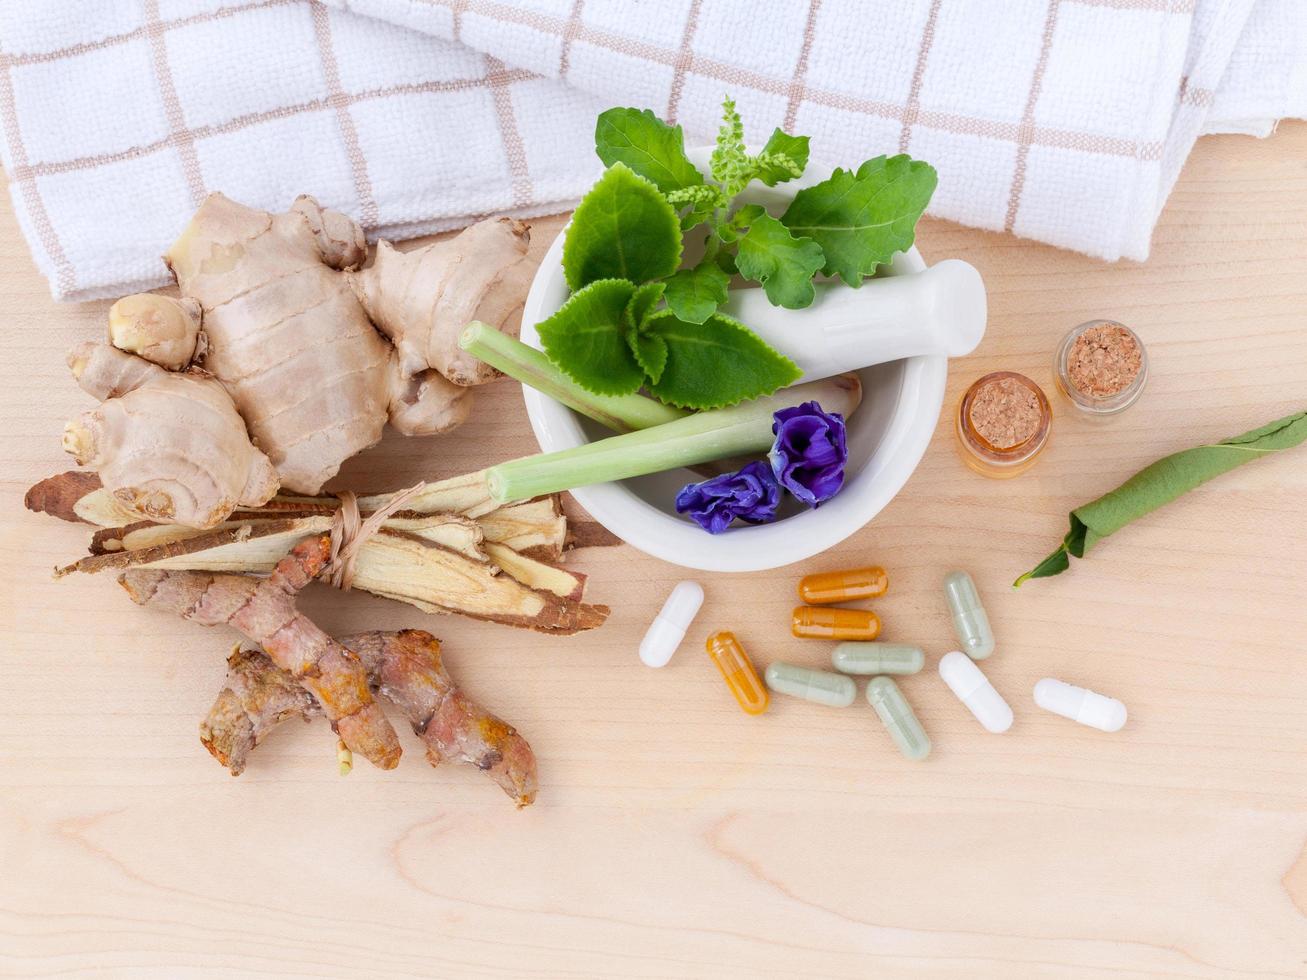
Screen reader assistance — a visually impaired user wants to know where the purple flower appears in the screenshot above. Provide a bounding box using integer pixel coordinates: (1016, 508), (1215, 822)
(769, 401), (848, 506)
(675, 460), (781, 534)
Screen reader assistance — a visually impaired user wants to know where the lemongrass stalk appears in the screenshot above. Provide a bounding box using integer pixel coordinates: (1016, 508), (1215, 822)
(485, 374), (861, 504)
(459, 322), (685, 432)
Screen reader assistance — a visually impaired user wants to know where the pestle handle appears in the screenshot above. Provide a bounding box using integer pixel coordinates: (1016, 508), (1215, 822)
(721, 259), (987, 382)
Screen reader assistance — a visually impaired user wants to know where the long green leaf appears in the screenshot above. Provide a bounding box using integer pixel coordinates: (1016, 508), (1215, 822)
(1015, 410), (1307, 586)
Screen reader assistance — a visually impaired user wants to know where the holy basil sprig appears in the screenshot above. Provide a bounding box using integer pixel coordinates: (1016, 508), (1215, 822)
(541, 162), (799, 409)
(1015, 409), (1307, 586)
(540, 97), (937, 411)
(595, 98), (938, 319)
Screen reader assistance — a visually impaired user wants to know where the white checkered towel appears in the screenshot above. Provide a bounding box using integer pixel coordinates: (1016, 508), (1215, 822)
(1, 1), (1302, 301)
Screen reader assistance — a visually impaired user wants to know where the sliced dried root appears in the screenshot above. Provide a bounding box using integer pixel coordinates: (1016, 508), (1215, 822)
(28, 471), (611, 559)
(63, 521), (605, 634)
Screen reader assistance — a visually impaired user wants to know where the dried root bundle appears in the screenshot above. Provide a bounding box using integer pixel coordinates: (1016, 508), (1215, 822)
(28, 472), (613, 635)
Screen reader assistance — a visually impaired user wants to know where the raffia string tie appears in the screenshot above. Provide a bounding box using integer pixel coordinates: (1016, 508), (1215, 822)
(327, 481), (427, 590)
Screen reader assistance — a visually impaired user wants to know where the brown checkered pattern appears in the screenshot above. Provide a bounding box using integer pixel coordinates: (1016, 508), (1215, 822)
(0, 0), (1297, 301)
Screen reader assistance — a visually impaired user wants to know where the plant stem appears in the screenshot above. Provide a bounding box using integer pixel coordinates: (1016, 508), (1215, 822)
(485, 374), (861, 503)
(459, 322), (685, 432)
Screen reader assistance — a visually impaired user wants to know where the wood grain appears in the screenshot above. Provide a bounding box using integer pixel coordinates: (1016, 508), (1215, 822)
(2, 123), (1306, 978)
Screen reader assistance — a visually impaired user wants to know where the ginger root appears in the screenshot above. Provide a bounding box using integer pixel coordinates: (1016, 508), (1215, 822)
(64, 345), (278, 527)
(120, 536), (403, 769)
(65, 193), (535, 529)
(205, 630), (537, 807)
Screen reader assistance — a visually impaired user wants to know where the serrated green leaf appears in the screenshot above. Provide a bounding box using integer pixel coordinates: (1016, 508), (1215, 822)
(628, 330), (669, 384)
(563, 163), (682, 290)
(755, 129), (810, 185)
(536, 279), (643, 396)
(733, 207), (825, 309)
(622, 282), (669, 382)
(641, 311), (801, 410)
(595, 108), (704, 193)
(663, 261), (730, 324)
(624, 281), (665, 332)
(781, 154), (937, 286)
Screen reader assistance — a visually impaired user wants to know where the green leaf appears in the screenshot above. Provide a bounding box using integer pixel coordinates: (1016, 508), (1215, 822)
(628, 331), (668, 385)
(1011, 546), (1069, 588)
(663, 261), (730, 324)
(733, 206), (825, 309)
(624, 281), (665, 331)
(755, 128), (810, 186)
(680, 199), (718, 232)
(642, 311), (801, 410)
(594, 108), (704, 194)
(622, 281), (669, 383)
(563, 163), (682, 290)
(781, 154), (937, 286)
(536, 279), (644, 396)
(1015, 409), (1307, 586)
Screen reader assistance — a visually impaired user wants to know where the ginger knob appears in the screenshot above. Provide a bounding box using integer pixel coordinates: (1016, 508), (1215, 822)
(108, 294), (204, 370)
(63, 372), (279, 529)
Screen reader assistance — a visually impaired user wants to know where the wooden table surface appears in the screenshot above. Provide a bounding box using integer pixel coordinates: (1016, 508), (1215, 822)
(2, 123), (1306, 979)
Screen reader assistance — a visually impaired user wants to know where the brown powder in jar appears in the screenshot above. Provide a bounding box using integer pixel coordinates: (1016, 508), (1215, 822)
(968, 377), (1041, 449)
(1067, 323), (1142, 397)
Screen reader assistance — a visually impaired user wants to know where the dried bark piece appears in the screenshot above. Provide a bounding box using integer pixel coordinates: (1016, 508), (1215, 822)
(67, 521), (607, 634)
(24, 471), (106, 523)
(28, 472), (617, 558)
(474, 496), (568, 559)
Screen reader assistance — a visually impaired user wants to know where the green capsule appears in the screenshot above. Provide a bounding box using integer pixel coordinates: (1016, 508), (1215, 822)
(943, 570), (995, 660)
(831, 642), (925, 676)
(764, 662), (856, 707)
(866, 677), (931, 761)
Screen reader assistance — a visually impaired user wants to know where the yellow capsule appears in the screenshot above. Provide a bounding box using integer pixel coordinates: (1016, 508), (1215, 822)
(797, 565), (889, 604)
(705, 631), (770, 715)
(791, 605), (881, 640)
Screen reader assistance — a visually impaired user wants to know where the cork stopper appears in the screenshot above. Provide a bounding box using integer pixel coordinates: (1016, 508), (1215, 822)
(968, 376), (1042, 450)
(1066, 323), (1142, 397)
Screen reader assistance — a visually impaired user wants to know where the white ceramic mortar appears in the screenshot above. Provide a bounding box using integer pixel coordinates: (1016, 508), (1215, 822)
(518, 149), (956, 572)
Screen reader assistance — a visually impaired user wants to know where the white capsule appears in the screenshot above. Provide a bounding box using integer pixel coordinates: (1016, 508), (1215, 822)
(638, 581), (704, 667)
(1034, 678), (1127, 732)
(938, 650), (1013, 733)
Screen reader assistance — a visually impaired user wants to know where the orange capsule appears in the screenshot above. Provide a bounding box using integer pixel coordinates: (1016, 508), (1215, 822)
(797, 565), (889, 604)
(791, 606), (881, 640)
(705, 631), (769, 715)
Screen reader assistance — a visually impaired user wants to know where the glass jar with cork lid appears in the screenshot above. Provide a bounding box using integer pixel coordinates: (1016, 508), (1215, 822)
(955, 371), (1052, 478)
(1054, 320), (1148, 417)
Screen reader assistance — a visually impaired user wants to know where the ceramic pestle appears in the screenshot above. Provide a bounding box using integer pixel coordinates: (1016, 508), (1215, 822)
(721, 259), (987, 382)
